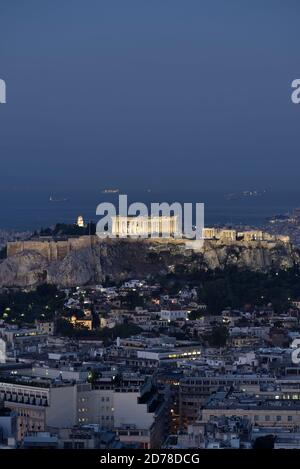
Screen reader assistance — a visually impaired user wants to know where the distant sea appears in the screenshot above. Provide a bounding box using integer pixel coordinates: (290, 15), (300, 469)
(0, 187), (299, 231)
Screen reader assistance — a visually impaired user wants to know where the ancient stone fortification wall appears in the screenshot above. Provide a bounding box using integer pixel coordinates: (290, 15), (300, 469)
(7, 236), (95, 261)
(7, 235), (288, 262)
(7, 240), (52, 259)
(6, 236), (185, 262)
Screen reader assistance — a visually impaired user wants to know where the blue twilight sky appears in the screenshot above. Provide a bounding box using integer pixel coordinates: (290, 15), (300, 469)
(0, 0), (300, 196)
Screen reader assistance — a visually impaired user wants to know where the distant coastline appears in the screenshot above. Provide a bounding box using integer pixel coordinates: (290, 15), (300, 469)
(0, 187), (299, 231)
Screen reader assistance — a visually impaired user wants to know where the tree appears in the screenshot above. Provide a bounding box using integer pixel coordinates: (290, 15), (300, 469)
(188, 309), (204, 321)
(207, 325), (229, 347)
(87, 370), (100, 384)
(125, 291), (144, 309)
(55, 318), (75, 336)
(0, 246), (7, 259)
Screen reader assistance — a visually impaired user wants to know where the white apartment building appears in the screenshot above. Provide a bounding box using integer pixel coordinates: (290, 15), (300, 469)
(0, 377), (77, 441)
(77, 380), (166, 449)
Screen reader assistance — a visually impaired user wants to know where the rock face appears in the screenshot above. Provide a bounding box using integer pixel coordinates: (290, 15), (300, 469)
(0, 238), (299, 288)
(0, 250), (48, 287)
(47, 248), (97, 287)
(199, 240), (299, 271)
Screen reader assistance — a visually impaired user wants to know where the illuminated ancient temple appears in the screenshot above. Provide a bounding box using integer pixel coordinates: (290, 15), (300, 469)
(111, 216), (179, 237)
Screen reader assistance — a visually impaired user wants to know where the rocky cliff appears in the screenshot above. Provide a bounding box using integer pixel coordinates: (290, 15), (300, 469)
(0, 238), (299, 287)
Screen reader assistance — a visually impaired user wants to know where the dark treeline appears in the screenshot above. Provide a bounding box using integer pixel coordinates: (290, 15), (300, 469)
(1, 266), (300, 326)
(38, 222), (96, 237)
(0, 284), (65, 324)
(157, 264), (300, 314)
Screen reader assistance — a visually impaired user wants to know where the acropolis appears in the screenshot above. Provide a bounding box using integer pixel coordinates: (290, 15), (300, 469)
(5, 220), (290, 264)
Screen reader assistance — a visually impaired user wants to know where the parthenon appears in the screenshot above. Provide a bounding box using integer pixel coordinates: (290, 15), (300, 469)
(111, 215), (179, 237)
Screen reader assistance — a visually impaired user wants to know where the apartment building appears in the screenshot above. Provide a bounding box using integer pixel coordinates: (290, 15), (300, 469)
(179, 373), (274, 427)
(0, 375), (77, 441)
(77, 378), (167, 448)
(199, 391), (300, 428)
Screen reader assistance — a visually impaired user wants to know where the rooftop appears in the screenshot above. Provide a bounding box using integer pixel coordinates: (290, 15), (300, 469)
(204, 391), (300, 411)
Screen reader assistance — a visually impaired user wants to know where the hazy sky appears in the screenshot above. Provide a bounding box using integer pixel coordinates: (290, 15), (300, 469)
(1, 0), (300, 195)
